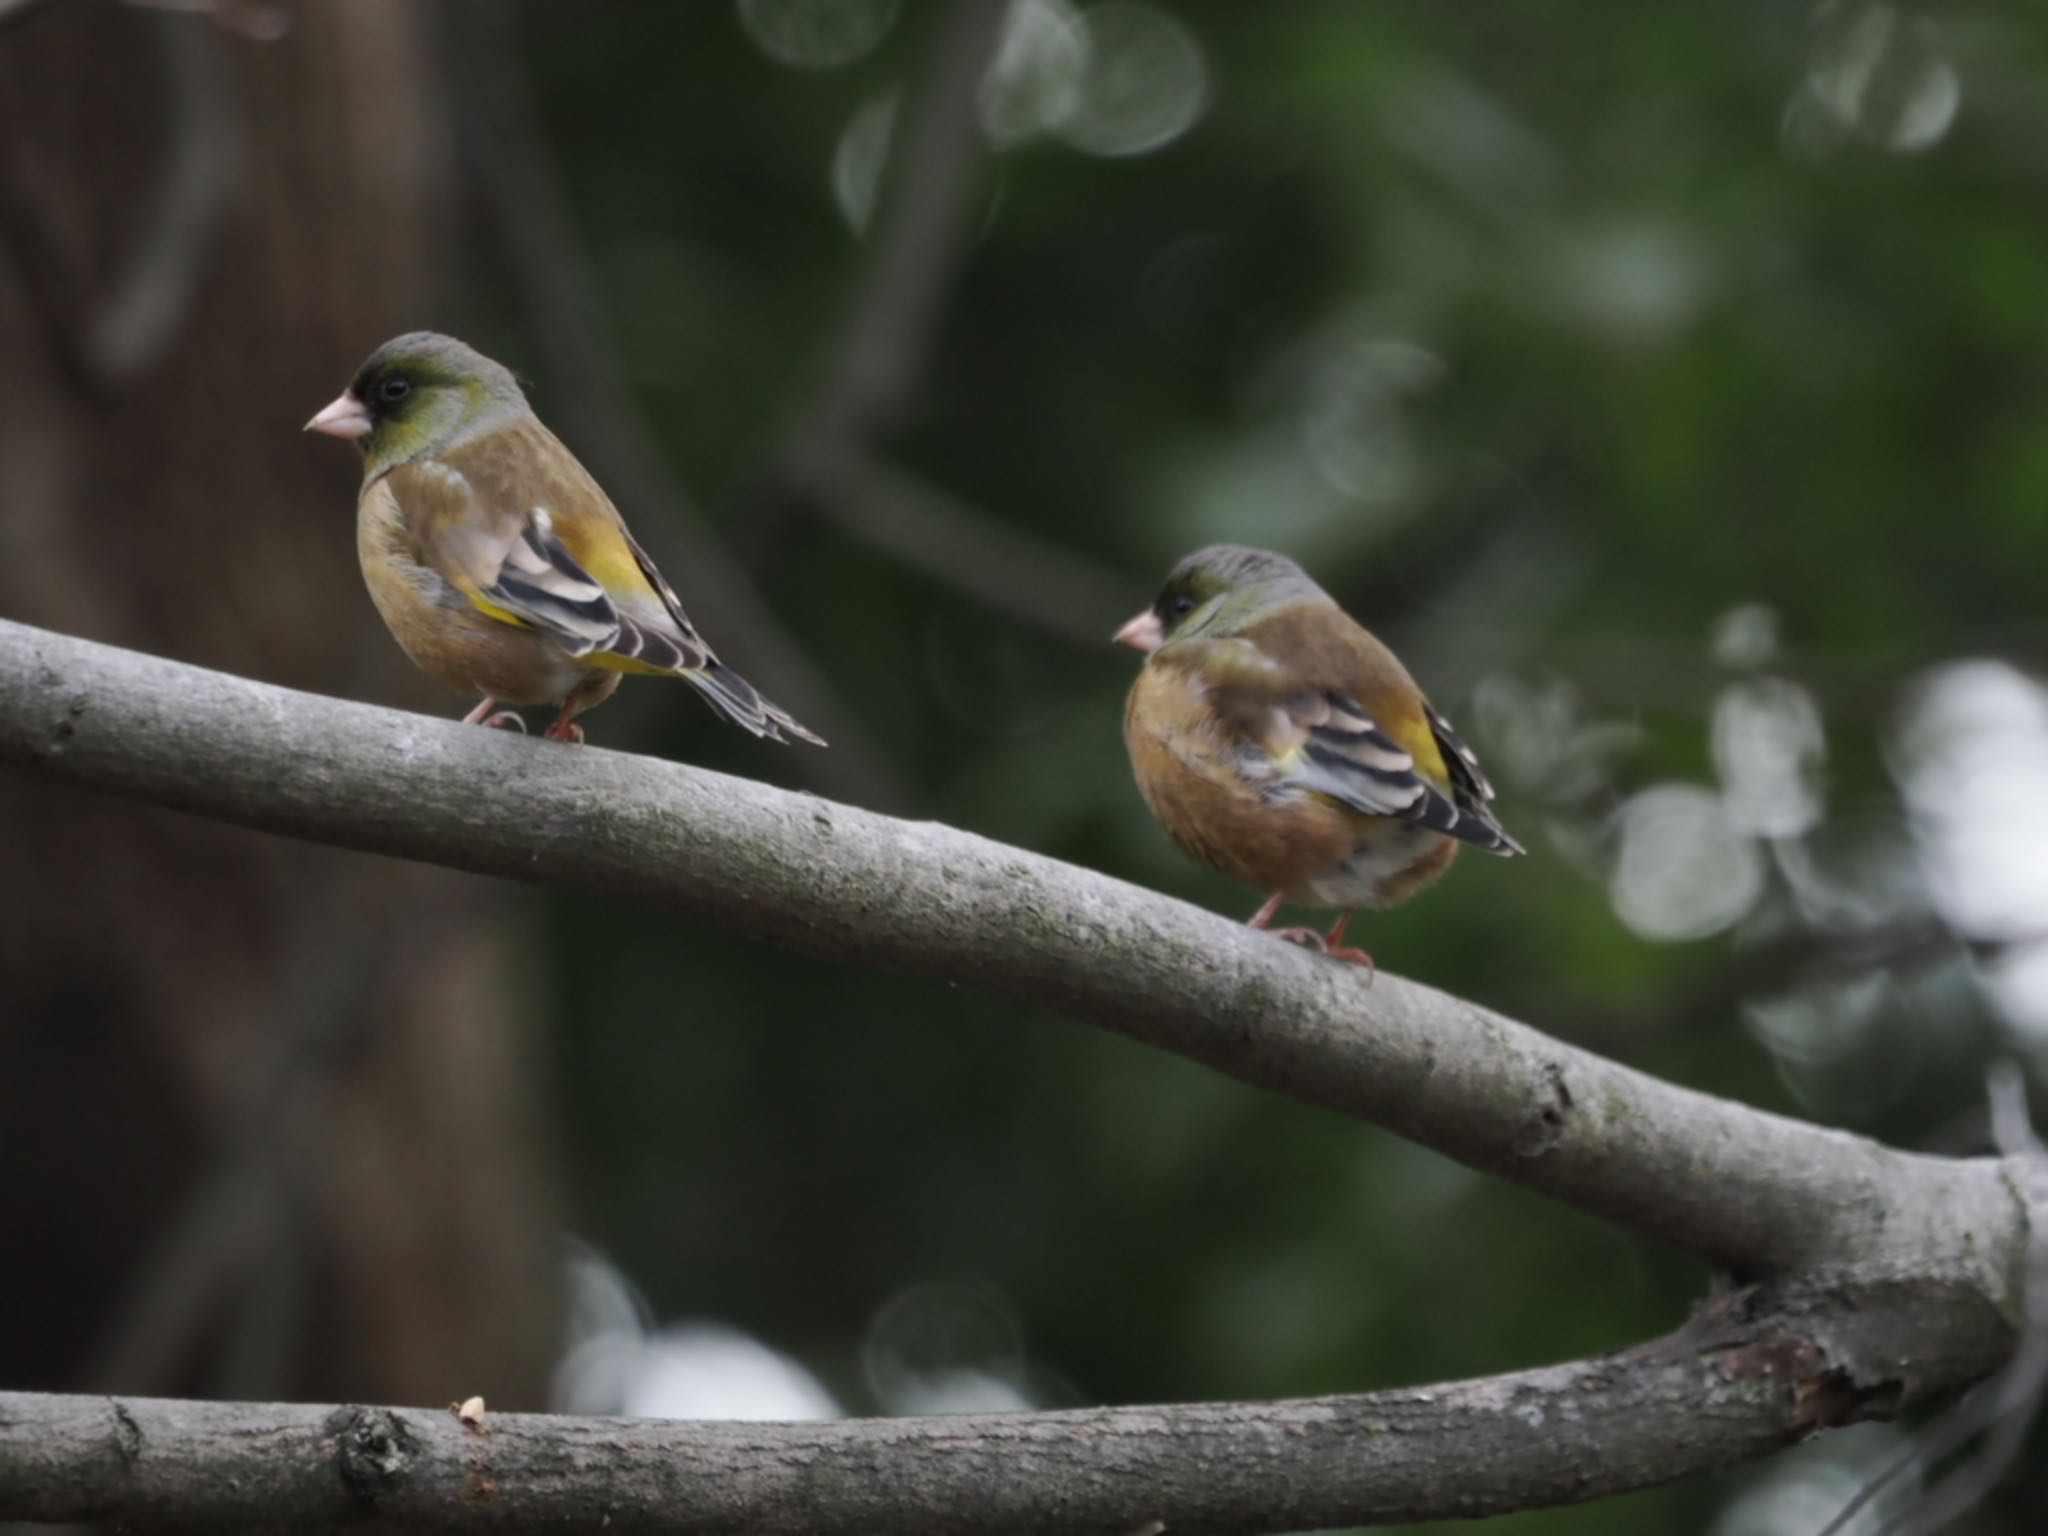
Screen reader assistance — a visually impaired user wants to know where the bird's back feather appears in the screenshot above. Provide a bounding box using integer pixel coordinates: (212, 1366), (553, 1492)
(373, 417), (822, 742)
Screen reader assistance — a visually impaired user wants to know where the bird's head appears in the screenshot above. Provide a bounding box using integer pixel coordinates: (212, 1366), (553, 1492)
(1114, 545), (1328, 653)
(305, 332), (527, 478)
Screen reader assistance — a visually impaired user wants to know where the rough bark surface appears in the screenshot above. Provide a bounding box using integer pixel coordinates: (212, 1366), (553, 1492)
(0, 1278), (2014, 1534)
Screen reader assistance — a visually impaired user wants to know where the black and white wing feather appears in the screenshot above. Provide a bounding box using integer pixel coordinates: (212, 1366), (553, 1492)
(1423, 703), (1522, 855)
(486, 514), (622, 656)
(485, 512), (720, 675)
(1257, 691), (1521, 855)
(485, 517), (822, 743)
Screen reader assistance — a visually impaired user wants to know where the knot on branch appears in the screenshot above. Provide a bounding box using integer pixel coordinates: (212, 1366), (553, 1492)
(1684, 1285), (1920, 1436)
(1704, 1332), (1894, 1432)
(1795, 1366), (1904, 1431)
(330, 1406), (417, 1504)
(108, 1399), (142, 1465)
(1512, 1061), (1574, 1159)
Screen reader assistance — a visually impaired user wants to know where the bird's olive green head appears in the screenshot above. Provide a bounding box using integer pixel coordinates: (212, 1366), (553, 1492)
(306, 332), (528, 478)
(1133, 545), (1331, 649)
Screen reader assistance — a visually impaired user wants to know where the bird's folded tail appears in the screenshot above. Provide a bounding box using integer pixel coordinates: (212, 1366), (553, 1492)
(684, 660), (827, 746)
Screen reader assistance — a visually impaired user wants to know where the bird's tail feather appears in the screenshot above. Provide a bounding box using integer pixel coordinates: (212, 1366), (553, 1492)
(685, 662), (826, 746)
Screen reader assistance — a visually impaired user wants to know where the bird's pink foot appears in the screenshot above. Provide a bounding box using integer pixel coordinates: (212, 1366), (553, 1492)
(544, 718), (585, 744)
(1250, 897), (1372, 972)
(1263, 924), (1376, 975)
(461, 697), (526, 732)
(1268, 925), (1329, 951)
(1322, 912), (1375, 976)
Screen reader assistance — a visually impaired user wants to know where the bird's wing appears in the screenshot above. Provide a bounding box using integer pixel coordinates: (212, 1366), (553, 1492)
(388, 421), (715, 674)
(1271, 689), (1519, 852)
(613, 517), (823, 741)
(482, 510), (634, 659)
(387, 422), (823, 743)
(617, 522), (720, 662)
(1426, 704), (1523, 854)
(1267, 687), (1476, 837)
(1182, 626), (1518, 854)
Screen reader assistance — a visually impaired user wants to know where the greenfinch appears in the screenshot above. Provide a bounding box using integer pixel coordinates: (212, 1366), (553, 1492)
(306, 332), (822, 747)
(1117, 545), (1519, 965)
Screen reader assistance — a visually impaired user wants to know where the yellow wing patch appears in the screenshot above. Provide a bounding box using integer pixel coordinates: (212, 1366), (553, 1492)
(458, 583), (536, 631)
(1383, 709), (1449, 785)
(583, 651), (695, 678)
(546, 508), (661, 606)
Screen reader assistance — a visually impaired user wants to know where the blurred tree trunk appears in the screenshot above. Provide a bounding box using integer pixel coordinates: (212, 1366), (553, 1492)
(0, 0), (559, 1407)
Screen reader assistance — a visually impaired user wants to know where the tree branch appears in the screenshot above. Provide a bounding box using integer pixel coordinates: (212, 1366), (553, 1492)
(0, 614), (2036, 1529)
(0, 0), (58, 31)
(826, 451), (1134, 644)
(0, 8), (240, 397)
(0, 1277), (2013, 1534)
(784, 0), (1007, 465)
(0, 615), (2019, 1280)
(731, 2), (1134, 648)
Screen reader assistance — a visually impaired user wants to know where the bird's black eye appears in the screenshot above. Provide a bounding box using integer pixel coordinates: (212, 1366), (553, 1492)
(377, 375), (412, 405)
(1167, 594), (1197, 620)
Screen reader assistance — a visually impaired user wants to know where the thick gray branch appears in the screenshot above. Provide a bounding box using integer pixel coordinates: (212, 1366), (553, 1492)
(0, 1279), (2014, 1534)
(0, 617), (2036, 1527)
(0, 617), (2022, 1290)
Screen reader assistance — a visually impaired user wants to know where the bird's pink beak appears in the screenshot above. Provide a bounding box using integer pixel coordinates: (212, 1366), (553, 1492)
(304, 390), (372, 440)
(1113, 609), (1164, 653)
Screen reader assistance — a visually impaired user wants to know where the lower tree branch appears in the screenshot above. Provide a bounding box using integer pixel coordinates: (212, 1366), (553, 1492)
(0, 1278), (2011, 1534)
(0, 615), (2036, 1529)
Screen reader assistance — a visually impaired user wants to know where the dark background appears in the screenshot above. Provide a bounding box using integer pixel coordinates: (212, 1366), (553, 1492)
(3, 2), (2045, 1532)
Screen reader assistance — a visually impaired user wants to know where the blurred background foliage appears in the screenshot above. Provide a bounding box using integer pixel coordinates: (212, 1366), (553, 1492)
(5, 1), (2048, 1532)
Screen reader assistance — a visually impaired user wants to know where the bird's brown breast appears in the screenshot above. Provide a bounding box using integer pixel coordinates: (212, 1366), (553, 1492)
(356, 478), (599, 705)
(1123, 661), (1361, 897)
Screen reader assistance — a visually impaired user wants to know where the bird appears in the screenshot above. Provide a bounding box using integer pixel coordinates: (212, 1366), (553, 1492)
(305, 331), (823, 748)
(1115, 545), (1519, 967)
